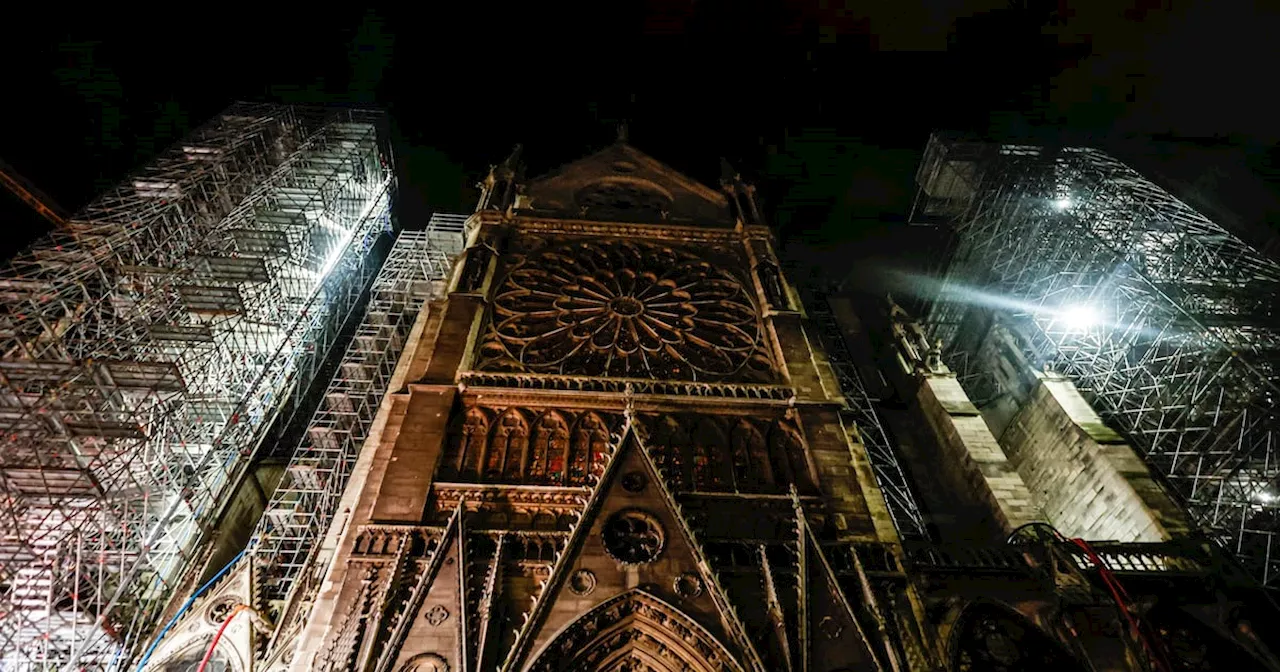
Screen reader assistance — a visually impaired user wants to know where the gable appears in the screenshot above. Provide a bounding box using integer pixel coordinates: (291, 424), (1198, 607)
(504, 425), (762, 671)
(522, 143), (732, 226)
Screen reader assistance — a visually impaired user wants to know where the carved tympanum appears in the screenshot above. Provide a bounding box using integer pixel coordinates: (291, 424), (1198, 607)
(481, 240), (773, 381)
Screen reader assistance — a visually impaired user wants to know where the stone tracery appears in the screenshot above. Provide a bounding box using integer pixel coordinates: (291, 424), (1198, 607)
(638, 414), (810, 494)
(528, 591), (744, 672)
(479, 239), (774, 382)
(440, 407), (621, 487)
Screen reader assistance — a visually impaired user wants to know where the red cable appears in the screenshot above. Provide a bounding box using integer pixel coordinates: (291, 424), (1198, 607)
(1070, 538), (1174, 672)
(195, 604), (250, 672)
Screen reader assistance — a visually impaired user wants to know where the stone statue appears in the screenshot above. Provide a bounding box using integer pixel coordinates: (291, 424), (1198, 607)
(756, 261), (787, 309)
(458, 245), (493, 293)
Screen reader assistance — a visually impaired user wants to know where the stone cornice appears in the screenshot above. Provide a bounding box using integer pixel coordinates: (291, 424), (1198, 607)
(458, 371), (795, 404)
(507, 216), (745, 243)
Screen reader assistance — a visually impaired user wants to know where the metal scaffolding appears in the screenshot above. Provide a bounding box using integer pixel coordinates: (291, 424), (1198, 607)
(0, 103), (396, 669)
(914, 134), (1280, 587)
(253, 220), (464, 631)
(804, 289), (929, 541)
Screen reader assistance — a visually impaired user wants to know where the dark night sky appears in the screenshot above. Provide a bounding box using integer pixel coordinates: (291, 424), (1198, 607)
(2, 2), (1279, 283)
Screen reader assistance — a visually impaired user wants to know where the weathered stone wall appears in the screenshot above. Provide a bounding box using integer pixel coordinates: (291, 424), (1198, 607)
(914, 374), (1046, 536)
(194, 462), (285, 586)
(999, 375), (1190, 541)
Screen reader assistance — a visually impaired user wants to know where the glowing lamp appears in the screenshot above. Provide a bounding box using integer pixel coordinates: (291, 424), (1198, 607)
(1059, 304), (1098, 332)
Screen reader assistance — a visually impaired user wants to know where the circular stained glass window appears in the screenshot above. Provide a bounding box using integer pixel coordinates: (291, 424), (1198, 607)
(602, 509), (665, 565)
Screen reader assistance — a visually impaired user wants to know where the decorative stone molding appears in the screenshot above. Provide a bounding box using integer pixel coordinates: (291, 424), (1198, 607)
(509, 217), (750, 244)
(459, 371), (794, 400)
(602, 509), (667, 565)
(673, 572), (704, 599)
(424, 605), (450, 626)
(568, 569), (598, 596)
(397, 652), (449, 672)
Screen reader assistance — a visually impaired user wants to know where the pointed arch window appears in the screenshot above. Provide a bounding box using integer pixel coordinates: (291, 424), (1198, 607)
(569, 413), (610, 485)
(529, 412), (570, 482)
(459, 408), (489, 479)
(729, 421), (765, 491)
(767, 423), (814, 493)
(691, 418), (729, 490)
(487, 410), (528, 482)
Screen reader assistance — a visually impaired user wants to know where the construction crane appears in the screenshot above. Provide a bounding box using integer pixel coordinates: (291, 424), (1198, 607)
(0, 155), (68, 229)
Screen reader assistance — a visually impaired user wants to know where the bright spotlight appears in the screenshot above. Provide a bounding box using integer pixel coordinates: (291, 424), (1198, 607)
(1058, 304), (1097, 332)
(1053, 197), (1072, 211)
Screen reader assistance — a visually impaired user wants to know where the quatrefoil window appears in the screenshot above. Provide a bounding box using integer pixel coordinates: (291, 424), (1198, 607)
(602, 509), (666, 565)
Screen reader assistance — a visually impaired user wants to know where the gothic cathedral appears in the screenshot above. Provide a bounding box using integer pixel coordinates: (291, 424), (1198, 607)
(171, 140), (1280, 672)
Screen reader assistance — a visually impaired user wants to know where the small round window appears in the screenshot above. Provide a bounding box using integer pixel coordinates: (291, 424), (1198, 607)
(601, 509), (666, 565)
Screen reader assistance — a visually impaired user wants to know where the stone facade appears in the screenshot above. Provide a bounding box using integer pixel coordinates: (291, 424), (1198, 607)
(146, 142), (1280, 672)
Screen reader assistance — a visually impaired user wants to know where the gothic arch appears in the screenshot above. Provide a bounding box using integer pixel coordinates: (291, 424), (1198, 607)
(454, 407), (490, 479)
(528, 590), (745, 672)
(569, 412), (611, 485)
(691, 417), (730, 490)
(487, 409), (529, 482)
(727, 420), (768, 491)
(650, 415), (692, 490)
(529, 411), (571, 483)
(949, 601), (1083, 672)
(767, 423), (808, 492)
(1147, 604), (1275, 670)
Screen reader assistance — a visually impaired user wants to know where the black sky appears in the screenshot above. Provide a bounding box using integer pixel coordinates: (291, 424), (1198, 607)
(3, 2), (1279, 279)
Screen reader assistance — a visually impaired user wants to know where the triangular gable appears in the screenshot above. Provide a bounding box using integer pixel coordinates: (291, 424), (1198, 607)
(373, 506), (466, 672)
(501, 417), (766, 672)
(143, 557), (264, 672)
(523, 143), (732, 225)
(795, 496), (888, 671)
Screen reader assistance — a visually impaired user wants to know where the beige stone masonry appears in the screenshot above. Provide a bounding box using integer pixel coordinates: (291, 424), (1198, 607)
(999, 376), (1190, 541)
(915, 374), (1047, 535)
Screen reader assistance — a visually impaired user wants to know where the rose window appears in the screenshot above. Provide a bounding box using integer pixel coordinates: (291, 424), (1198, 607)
(602, 509), (665, 565)
(483, 240), (773, 381)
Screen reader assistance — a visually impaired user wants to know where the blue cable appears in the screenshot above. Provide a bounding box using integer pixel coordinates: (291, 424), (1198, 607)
(131, 546), (250, 672)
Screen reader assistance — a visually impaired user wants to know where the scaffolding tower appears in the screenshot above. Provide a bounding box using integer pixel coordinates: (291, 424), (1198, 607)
(913, 134), (1280, 587)
(0, 103), (397, 669)
(252, 220), (465, 646)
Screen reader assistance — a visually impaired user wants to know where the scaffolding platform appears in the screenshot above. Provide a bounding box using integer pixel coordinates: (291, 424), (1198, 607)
(251, 223), (465, 611)
(916, 134), (1280, 588)
(0, 103), (398, 670)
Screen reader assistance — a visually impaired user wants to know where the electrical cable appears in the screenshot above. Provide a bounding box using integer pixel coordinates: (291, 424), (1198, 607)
(195, 604), (252, 672)
(1070, 537), (1175, 672)
(131, 547), (250, 672)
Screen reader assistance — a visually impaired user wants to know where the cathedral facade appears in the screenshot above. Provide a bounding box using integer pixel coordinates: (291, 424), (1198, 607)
(149, 140), (1280, 672)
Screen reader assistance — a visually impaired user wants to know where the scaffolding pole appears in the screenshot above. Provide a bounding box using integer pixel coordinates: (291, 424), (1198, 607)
(804, 289), (930, 541)
(252, 220), (464, 636)
(0, 103), (396, 669)
(914, 134), (1280, 587)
